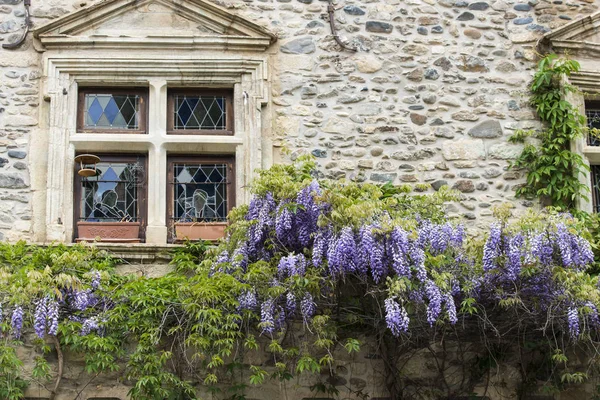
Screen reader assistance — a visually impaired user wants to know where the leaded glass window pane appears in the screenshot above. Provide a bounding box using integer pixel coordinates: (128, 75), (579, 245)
(84, 93), (140, 129)
(593, 165), (600, 213)
(80, 161), (143, 222)
(586, 106), (600, 146)
(172, 163), (228, 222)
(174, 95), (227, 130)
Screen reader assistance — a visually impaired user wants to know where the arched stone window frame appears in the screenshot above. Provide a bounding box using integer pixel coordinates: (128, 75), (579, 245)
(30, 0), (277, 244)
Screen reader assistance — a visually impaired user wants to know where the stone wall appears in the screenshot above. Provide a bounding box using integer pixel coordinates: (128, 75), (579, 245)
(0, 0), (598, 242)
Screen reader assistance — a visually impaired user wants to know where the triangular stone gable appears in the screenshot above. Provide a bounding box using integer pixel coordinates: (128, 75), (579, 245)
(34, 0), (276, 51)
(540, 11), (600, 57)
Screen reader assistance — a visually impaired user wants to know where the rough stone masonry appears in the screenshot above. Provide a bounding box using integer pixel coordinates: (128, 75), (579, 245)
(0, 0), (598, 241)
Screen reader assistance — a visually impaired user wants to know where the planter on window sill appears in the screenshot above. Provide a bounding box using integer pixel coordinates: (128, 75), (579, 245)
(76, 221), (142, 243)
(174, 222), (227, 242)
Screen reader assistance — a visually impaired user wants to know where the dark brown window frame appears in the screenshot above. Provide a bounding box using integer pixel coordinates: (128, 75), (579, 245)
(77, 87), (149, 134)
(167, 89), (234, 136)
(73, 153), (148, 242)
(166, 155), (235, 243)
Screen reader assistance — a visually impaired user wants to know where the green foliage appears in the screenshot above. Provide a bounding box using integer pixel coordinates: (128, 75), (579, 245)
(2, 158), (600, 400)
(510, 54), (590, 210)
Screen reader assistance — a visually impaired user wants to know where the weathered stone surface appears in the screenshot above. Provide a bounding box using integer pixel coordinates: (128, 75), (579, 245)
(281, 37), (315, 54)
(442, 139), (486, 161)
(439, 96), (460, 107)
(456, 56), (488, 72)
(457, 12), (475, 21)
(469, 2), (490, 10)
(323, 117), (354, 134)
(410, 113), (427, 126)
(0, 173), (27, 189)
(7, 150), (26, 159)
(468, 120), (503, 138)
(355, 55), (383, 73)
(452, 111), (480, 121)
(366, 21), (393, 33)
(370, 173), (397, 182)
(343, 5), (365, 15)
(488, 143), (524, 159)
(453, 180), (475, 193)
(431, 180), (448, 191)
(482, 168), (502, 179)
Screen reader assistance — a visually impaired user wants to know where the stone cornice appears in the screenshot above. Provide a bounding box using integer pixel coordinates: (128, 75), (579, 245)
(33, 0), (277, 52)
(569, 70), (600, 93)
(538, 11), (600, 57)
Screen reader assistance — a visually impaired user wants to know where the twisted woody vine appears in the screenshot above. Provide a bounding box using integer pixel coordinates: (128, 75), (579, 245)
(2, 56), (600, 399)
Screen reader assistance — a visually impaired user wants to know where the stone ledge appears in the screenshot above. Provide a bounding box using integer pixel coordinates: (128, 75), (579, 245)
(33, 242), (181, 263)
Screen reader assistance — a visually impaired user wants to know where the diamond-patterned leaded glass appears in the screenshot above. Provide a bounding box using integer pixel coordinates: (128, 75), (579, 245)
(593, 165), (600, 213)
(174, 95), (227, 130)
(80, 161), (143, 222)
(172, 163), (228, 222)
(586, 105), (600, 146)
(84, 93), (140, 129)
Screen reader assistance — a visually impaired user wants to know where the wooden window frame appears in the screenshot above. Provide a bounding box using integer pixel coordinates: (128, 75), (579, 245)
(592, 165), (600, 214)
(77, 88), (149, 134)
(73, 153), (148, 242)
(167, 89), (234, 136)
(166, 155), (235, 243)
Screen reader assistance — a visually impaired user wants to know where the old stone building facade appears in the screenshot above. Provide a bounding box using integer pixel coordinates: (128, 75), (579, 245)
(1, 0), (600, 398)
(0, 0), (596, 246)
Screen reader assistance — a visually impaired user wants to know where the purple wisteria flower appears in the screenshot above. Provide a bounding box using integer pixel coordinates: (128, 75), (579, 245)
(91, 270), (101, 290)
(384, 298), (409, 337)
(409, 243), (427, 282)
(286, 292), (297, 316)
(585, 302), (600, 328)
(73, 290), (94, 311)
(483, 223), (502, 272)
(34, 297), (48, 338)
(506, 234), (524, 281)
(260, 298), (276, 334)
(327, 227), (356, 276)
(556, 224), (573, 267)
(389, 227), (410, 278)
(301, 293), (316, 323)
(238, 291), (258, 311)
(47, 300), (59, 336)
(275, 204), (294, 243)
(276, 306), (286, 330)
(530, 233), (553, 266)
(568, 307), (579, 339)
(312, 229), (330, 268)
(444, 294), (458, 325)
(81, 317), (100, 336)
(425, 280), (442, 326)
(11, 306), (23, 339)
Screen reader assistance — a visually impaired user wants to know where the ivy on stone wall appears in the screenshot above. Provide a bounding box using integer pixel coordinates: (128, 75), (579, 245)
(510, 54), (590, 210)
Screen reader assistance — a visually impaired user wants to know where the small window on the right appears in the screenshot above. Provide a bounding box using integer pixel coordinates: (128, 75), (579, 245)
(592, 165), (600, 213)
(167, 90), (233, 135)
(585, 100), (600, 146)
(167, 156), (235, 242)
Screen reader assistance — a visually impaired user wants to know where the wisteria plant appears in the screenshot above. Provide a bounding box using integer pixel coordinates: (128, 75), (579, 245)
(1, 157), (600, 399)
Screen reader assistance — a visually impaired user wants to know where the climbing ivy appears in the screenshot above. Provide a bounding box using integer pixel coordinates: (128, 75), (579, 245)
(510, 54), (590, 210)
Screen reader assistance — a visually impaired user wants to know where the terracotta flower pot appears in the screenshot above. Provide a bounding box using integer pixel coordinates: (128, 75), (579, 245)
(174, 222), (227, 242)
(76, 221), (141, 243)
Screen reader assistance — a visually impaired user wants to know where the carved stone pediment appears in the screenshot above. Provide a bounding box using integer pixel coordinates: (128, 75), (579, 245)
(540, 11), (600, 59)
(33, 0), (276, 51)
